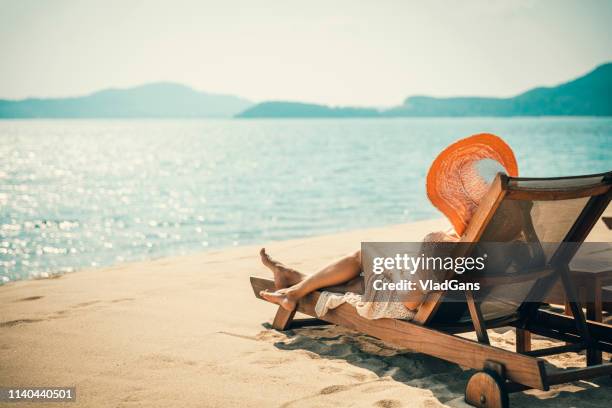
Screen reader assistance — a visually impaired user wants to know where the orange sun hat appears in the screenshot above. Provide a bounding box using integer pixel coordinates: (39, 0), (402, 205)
(426, 133), (518, 236)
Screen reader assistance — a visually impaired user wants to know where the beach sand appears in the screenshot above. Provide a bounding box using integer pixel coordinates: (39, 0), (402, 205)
(1, 216), (611, 407)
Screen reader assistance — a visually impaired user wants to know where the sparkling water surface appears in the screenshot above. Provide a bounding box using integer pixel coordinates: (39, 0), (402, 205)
(1, 118), (611, 282)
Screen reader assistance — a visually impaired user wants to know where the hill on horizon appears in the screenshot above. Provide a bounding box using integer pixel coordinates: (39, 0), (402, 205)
(0, 82), (252, 118)
(236, 101), (380, 118)
(1, 63), (610, 119)
(238, 62), (612, 118)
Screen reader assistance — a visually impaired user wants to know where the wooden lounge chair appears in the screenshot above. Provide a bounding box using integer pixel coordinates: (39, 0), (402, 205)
(250, 171), (612, 408)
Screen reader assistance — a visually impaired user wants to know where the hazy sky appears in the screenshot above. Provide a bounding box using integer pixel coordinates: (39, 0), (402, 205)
(1, 0), (611, 106)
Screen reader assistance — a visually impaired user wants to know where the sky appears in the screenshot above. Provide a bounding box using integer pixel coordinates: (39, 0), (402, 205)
(0, 0), (611, 106)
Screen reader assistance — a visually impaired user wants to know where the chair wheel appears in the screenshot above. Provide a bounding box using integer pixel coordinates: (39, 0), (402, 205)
(465, 369), (509, 408)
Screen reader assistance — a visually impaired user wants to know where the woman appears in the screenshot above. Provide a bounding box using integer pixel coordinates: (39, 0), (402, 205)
(259, 133), (519, 319)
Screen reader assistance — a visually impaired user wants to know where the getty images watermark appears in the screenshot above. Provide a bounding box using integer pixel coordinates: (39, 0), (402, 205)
(361, 241), (612, 303)
(371, 250), (486, 291)
(361, 242), (487, 298)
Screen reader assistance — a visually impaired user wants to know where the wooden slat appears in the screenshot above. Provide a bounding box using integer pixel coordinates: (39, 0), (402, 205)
(251, 276), (271, 298)
(430, 314), (519, 334)
(546, 364), (612, 385)
(529, 309), (612, 343)
(251, 276), (548, 390)
(459, 174), (509, 245)
(506, 184), (610, 201)
(507, 172), (610, 182)
(523, 343), (584, 357)
(413, 174), (508, 325)
(523, 326), (585, 345)
(517, 311), (612, 354)
(506, 382), (531, 394)
(520, 322), (612, 354)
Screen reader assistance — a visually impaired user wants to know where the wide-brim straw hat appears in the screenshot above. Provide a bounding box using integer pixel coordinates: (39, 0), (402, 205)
(427, 133), (518, 236)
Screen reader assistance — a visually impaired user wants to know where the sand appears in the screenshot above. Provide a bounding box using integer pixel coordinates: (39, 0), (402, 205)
(1, 216), (611, 408)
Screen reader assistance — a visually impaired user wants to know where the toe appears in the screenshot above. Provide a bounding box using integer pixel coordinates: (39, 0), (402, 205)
(260, 248), (272, 264)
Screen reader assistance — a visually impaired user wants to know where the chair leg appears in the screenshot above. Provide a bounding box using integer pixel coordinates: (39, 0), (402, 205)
(516, 328), (531, 353)
(586, 278), (603, 365)
(466, 290), (490, 344)
(272, 306), (296, 331)
(559, 265), (599, 365)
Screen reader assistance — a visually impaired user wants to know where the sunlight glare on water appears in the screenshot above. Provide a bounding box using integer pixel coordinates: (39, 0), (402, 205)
(1, 118), (611, 282)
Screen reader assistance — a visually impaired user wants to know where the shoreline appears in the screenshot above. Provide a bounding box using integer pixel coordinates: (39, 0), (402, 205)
(1, 217), (610, 407)
(4, 202), (611, 289)
(1, 217), (447, 288)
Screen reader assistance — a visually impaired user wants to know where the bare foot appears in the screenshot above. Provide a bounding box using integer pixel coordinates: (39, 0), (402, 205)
(260, 248), (305, 289)
(260, 289), (297, 311)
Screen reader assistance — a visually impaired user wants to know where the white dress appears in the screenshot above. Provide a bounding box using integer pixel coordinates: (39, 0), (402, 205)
(314, 230), (459, 320)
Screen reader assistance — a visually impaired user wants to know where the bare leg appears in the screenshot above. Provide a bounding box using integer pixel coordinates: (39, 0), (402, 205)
(260, 250), (362, 311)
(326, 276), (364, 295)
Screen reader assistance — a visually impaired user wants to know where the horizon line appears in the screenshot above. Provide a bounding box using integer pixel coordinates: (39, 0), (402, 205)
(1, 61), (609, 108)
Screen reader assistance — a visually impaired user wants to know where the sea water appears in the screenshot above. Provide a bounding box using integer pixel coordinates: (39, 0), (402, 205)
(1, 118), (611, 282)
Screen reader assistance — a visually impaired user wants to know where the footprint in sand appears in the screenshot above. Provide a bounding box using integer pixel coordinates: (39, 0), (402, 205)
(0, 318), (44, 328)
(111, 298), (135, 303)
(374, 399), (402, 408)
(138, 353), (198, 369)
(422, 399), (445, 408)
(319, 385), (349, 395)
(346, 371), (371, 381)
(256, 330), (286, 341)
(71, 300), (101, 308)
(15, 295), (44, 302)
(319, 365), (342, 374)
(251, 355), (296, 366)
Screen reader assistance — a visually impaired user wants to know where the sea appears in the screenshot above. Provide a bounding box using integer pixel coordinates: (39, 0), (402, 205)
(1, 117), (611, 282)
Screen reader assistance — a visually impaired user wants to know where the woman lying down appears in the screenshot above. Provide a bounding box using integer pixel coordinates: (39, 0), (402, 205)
(258, 134), (523, 320)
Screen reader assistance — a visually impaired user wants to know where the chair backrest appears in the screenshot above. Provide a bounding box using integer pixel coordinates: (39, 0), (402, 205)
(417, 171), (612, 325)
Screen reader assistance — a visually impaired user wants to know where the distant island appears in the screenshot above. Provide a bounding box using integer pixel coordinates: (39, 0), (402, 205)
(236, 101), (379, 118)
(1, 63), (610, 119)
(238, 62), (612, 118)
(0, 82), (252, 118)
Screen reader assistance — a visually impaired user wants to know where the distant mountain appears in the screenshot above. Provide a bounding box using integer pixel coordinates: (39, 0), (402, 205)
(2, 63), (610, 119)
(387, 63), (612, 117)
(0, 82), (252, 118)
(237, 62), (612, 118)
(236, 101), (379, 118)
